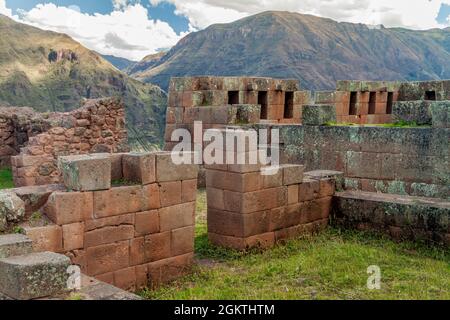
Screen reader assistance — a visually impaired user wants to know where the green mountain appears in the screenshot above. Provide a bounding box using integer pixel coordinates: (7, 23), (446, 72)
(130, 11), (450, 91)
(0, 14), (167, 149)
(101, 54), (137, 71)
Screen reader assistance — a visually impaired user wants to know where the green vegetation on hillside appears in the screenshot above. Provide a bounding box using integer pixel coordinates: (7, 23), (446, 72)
(0, 14), (167, 148)
(0, 168), (13, 189)
(140, 189), (450, 300)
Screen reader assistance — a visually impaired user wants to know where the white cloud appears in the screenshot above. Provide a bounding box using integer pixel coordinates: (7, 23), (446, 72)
(7, 2), (184, 61)
(151, 0), (450, 30)
(0, 0), (12, 17)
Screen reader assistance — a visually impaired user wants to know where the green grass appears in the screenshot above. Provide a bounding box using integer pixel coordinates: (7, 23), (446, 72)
(0, 168), (13, 190)
(140, 189), (450, 300)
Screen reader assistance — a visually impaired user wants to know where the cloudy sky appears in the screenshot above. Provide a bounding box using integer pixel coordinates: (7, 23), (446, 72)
(1, 0), (449, 61)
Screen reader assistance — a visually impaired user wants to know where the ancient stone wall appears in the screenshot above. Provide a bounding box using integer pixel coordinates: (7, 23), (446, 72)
(315, 80), (450, 125)
(164, 76), (311, 150)
(8, 98), (129, 187)
(266, 124), (449, 199)
(205, 157), (338, 250)
(332, 191), (450, 246)
(7, 152), (198, 291)
(0, 107), (50, 168)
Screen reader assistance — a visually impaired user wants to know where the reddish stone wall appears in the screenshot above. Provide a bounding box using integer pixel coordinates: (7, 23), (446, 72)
(206, 161), (337, 250)
(10, 98), (129, 187)
(14, 152), (198, 291)
(164, 77), (311, 150)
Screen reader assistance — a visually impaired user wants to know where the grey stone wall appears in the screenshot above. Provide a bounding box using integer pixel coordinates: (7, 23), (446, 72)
(254, 124), (449, 199)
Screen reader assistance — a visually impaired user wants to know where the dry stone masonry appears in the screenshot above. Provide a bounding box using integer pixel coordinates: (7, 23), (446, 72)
(0, 98), (129, 187)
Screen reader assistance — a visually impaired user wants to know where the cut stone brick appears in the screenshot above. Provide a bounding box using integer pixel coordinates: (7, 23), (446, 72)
(43, 191), (93, 225)
(159, 181), (182, 207)
(86, 241), (129, 276)
(93, 186), (143, 218)
(146, 252), (194, 289)
(302, 104), (336, 125)
(11, 184), (64, 215)
(144, 232), (171, 262)
(59, 154), (111, 191)
(24, 225), (63, 253)
(181, 179), (197, 203)
(0, 252), (70, 300)
(155, 152), (199, 182)
(298, 178), (320, 202)
(142, 183), (161, 210)
(223, 187), (287, 214)
(159, 202), (195, 231)
(0, 234), (33, 259)
(122, 153), (156, 185)
(84, 225), (134, 248)
(110, 153), (123, 181)
(171, 226), (195, 256)
(113, 267), (136, 291)
(62, 222), (84, 251)
(282, 164), (304, 186)
(135, 210), (159, 236)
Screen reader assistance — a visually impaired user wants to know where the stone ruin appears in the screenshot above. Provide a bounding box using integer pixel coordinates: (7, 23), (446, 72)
(0, 76), (448, 299)
(0, 97), (129, 187)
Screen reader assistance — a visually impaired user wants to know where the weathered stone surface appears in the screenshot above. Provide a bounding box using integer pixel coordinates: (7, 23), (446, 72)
(0, 191), (25, 231)
(59, 154), (111, 191)
(122, 153), (156, 185)
(75, 275), (141, 300)
(0, 234), (33, 259)
(431, 101), (449, 128)
(155, 152), (199, 182)
(0, 252), (70, 300)
(281, 164), (305, 186)
(333, 191), (450, 245)
(393, 101), (432, 125)
(11, 184), (65, 215)
(302, 105), (336, 125)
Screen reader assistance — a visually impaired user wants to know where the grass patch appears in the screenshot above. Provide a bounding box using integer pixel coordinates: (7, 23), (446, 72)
(0, 168), (13, 190)
(140, 191), (450, 300)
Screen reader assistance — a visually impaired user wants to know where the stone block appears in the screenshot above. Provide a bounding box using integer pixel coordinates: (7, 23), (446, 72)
(84, 213), (134, 232)
(0, 234), (33, 259)
(144, 232), (171, 262)
(302, 105), (336, 125)
(93, 186), (144, 218)
(59, 154), (111, 191)
(113, 267), (136, 291)
(0, 191), (25, 232)
(135, 210), (159, 236)
(298, 178), (320, 202)
(235, 104), (261, 124)
(44, 191), (93, 225)
(282, 164), (304, 185)
(207, 209), (270, 237)
(122, 153), (156, 185)
(431, 101), (449, 128)
(0, 252), (70, 300)
(171, 226), (195, 256)
(223, 187), (287, 214)
(142, 183), (161, 210)
(147, 253), (194, 289)
(110, 153), (123, 181)
(24, 225), (63, 253)
(208, 232), (275, 250)
(159, 181), (182, 207)
(155, 152), (199, 182)
(392, 101), (432, 125)
(84, 225), (134, 248)
(159, 202), (195, 231)
(288, 184), (299, 204)
(86, 241), (129, 275)
(181, 179), (197, 203)
(11, 184), (64, 215)
(62, 222), (84, 251)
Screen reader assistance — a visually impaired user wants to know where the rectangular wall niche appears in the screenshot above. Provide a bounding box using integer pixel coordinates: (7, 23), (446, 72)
(386, 92), (394, 114)
(425, 91), (436, 101)
(258, 91), (268, 119)
(284, 92), (294, 119)
(228, 91), (240, 105)
(368, 92), (376, 114)
(349, 92), (358, 115)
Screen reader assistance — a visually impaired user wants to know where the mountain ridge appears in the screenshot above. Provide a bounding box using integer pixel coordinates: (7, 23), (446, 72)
(129, 11), (450, 91)
(0, 14), (167, 149)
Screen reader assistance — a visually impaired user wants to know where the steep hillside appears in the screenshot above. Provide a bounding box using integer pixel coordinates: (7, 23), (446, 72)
(130, 11), (450, 91)
(0, 14), (167, 149)
(101, 54), (137, 71)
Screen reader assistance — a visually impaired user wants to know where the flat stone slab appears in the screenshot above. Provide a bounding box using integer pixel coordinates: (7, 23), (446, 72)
(59, 154), (111, 191)
(12, 184), (65, 215)
(0, 252), (71, 300)
(305, 170), (344, 179)
(0, 234), (33, 259)
(74, 275), (142, 300)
